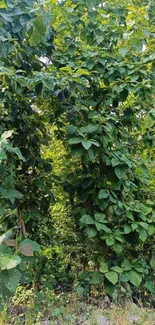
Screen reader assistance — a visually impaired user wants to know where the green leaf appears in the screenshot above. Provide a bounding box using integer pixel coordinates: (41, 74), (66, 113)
(105, 271), (118, 285)
(0, 255), (21, 270)
(131, 223), (138, 230)
(106, 237), (115, 246)
(81, 140), (92, 150)
(115, 165), (127, 179)
(128, 270), (142, 287)
(75, 69), (90, 75)
(119, 274), (129, 282)
(80, 214), (94, 225)
(99, 262), (108, 273)
(1, 268), (21, 292)
(100, 225), (111, 233)
(94, 213), (106, 223)
(99, 200), (109, 211)
(124, 225), (132, 234)
(68, 137), (82, 144)
(90, 271), (104, 284)
(60, 66), (73, 74)
(98, 189), (109, 199)
(77, 286), (84, 296)
(113, 243), (123, 254)
(148, 225), (155, 236)
(119, 47), (128, 57)
(0, 0), (7, 8)
(19, 239), (40, 252)
(29, 27), (44, 47)
(86, 226), (97, 238)
(121, 260), (132, 271)
(90, 139), (100, 147)
(0, 66), (14, 75)
(3, 189), (23, 204)
(12, 147), (26, 162)
(0, 148), (7, 160)
(111, 266), (123, 273)
(139, 227), (147, 242)
(0, 283), (11, 312)
(111, 158), (120, 167)
(145, 281), (155, 294)
(95, 222), (104, 231)
(86, 0), (94, 10)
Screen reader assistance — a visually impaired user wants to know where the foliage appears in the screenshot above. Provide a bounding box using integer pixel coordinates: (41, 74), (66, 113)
(50, 0), (155, 297)
(0, 0), (155, 310)
(0, 0), (54, 308)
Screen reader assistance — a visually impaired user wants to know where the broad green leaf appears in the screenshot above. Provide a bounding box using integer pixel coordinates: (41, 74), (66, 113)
(12, 147), (26, 162)
(68, 137), (82, 144)
(0, 66), (14, 75)
(106, 237), (115, 246)
(82, 140), (92, 150)
(113, 243), (123, 254)
(100, 262), (108, 273)
(0, 283), (11, 312)
(148, 225), (155, 236)
(0, 255), (21, 270)
(80, 214), (94, 225)
(90, 271), (104, 284)
(77, 286), (84, 296)
(100, 224), (111, 233)
(19, 239), (40, 252)
(111, 157), (120, 167)
(138, 222), (148, 229)
(111, 266), (123, 273)
(98, 189), (109, 199)
(115, 165), (127, 179)
(0, 148), (7, 160)
(124, 225), (132, 234)
(139, 227), (147, 242)
(105, 271), (118, 285)
(84, 124), (101, 133)
(86, 226), (97, 238)
(131, 223), (138, 230)
(95, 222), (104, 231)
(94, 213), (106, 223)
(121, 260), (132, 271)
(86, 0), (94, 10)
(3, 189), (23, 204)
(90, 139), (100, 147)
(119, 47), (128, 57)
(128, 270), (142, 287)
(1, 268), (21, 292)
(145, 281), (155, 294)
(29, 27), (44, 46)
(75, 69), (90, 75)
(99, 200), (109, 211)
(120, 274), (129, 282)
(0, 0), (7, 8)
(60, 66), (73, 74)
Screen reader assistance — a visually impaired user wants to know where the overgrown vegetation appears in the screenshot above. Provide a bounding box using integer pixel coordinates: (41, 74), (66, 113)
(0, 0), (155, 319)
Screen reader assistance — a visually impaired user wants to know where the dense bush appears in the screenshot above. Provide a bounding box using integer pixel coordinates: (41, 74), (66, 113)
(0, 0), (155, 309)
